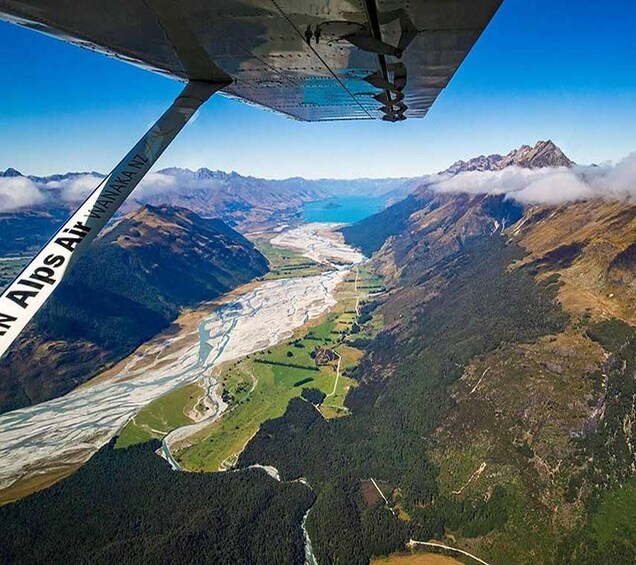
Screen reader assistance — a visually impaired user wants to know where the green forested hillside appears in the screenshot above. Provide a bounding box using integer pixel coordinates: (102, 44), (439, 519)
(0, 440), (314, 565)
(341, 195), (422, 257)
(238, 236), (568, 563)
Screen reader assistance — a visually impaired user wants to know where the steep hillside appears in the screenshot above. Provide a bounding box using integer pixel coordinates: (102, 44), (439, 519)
(341, 140), (567, 256)
(423, 199), (636, 562)
(342, 181), (526, 268)
(340, 195), (422, 257)
(372, 146), (636, 563)
(369, 190), (524, 283)
(511, 200), (636, 325)
(239, 144), (636, 563)
(0, 205), (268, 414)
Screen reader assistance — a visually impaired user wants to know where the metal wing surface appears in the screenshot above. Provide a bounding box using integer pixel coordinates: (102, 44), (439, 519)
(0, 0), (503, 121)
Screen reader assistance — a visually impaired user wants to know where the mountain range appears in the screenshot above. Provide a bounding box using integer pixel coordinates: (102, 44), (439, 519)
(0, 166), (422, 231)
(329, 140), (636, 562)
(342, 140), (575, 258)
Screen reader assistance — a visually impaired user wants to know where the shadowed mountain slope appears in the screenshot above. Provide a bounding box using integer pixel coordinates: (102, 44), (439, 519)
(0, 205), (268, 414)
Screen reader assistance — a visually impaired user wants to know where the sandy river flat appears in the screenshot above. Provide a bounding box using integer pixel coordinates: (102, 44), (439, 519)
(0, 223), (361, 494)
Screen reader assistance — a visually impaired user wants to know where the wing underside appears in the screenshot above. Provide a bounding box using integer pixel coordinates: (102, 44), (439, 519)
(0, 0), (502, 122)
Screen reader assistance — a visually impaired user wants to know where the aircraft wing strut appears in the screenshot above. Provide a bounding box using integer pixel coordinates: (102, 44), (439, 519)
(0, 81), (227, 359)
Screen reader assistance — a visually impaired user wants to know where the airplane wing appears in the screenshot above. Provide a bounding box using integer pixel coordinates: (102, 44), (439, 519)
(0, 0), (502, 122)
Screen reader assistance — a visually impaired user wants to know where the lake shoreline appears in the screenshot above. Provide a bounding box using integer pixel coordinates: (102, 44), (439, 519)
(303, 195), (386, 224)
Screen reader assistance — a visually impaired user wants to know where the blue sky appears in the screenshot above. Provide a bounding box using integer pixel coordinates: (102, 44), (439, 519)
(1, 0), (635, 179)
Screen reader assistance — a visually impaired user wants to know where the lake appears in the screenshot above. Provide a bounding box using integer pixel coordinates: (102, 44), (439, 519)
(302, 196), (385, 224)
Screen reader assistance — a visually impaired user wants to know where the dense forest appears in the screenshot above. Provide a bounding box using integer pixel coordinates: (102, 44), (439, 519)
(0, 208), (68, 256)
(239, 236), (568, 563)
(556, 318), (636, 564)
(0, 440), (314, 564)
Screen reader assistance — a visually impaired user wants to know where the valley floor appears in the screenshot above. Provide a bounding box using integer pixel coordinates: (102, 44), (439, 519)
(0, 223), (363, 503)
(116, 262), (383, 473)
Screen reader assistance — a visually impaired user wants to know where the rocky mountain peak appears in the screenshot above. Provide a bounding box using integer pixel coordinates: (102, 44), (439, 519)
(499, 139), (574, 169)
(0, 167), (23, 177)
(442, 140), (574, 175)
(443, 154), (504, 175)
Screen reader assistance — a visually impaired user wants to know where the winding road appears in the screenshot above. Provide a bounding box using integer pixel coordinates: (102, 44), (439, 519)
(407, 540), (491, 565)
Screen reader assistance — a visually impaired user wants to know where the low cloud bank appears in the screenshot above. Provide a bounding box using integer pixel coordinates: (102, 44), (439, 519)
(42, 171), (215, 203)
(43, 174), (105, 202)
(0, 177), (46, 211)
(428, 152), (636, 205)
(3, 152), (636, 212)
(0, 171), (185, 212)
(135, 172), (179, 198)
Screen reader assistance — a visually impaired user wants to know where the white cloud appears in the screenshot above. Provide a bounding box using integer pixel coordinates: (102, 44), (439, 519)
(0, 176), (47, 211)
(427, 153), (636, 205)
(43, 172), (185, 203)
(41, 172), (180, 202)
(134, 172), (178, 198)
(44, 174), (105, 202)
